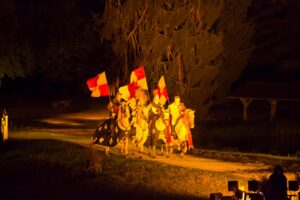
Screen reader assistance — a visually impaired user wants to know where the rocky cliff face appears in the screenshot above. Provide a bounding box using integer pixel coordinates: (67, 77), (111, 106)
(96, 0), (253, 120)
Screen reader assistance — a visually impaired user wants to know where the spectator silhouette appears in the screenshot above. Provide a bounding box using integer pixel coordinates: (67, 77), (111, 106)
(265, 165), (288, 200)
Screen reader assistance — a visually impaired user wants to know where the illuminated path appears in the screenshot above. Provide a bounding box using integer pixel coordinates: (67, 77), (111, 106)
(11, 128), (270, 173)
(10, 107), (272, 174)
(139, 153), (269, 172)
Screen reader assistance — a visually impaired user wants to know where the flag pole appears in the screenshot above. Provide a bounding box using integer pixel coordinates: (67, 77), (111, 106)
(108, 86), (112, 103)
(166, 89), (170, 105)
(108, 79), (112, 102)
(165, 77), (170, 105)
(145, 88), (151, 104)
(105, 70), (113, 103)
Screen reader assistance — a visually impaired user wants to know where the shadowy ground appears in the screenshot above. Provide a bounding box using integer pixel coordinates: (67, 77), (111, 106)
(0, 139), (207, 200)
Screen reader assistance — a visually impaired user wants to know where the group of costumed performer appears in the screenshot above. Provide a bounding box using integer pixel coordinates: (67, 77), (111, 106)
(106, 87), (194, 151)
(86, 67), (194, 151)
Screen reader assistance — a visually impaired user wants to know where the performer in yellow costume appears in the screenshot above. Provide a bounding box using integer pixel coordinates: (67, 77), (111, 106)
(169, 96), (194, 150)
(148, 91), (163, 134)
(107, 92), (122, 133)
(168, 96), (181, 135)
(117, 98), (131, 156)
(107, 92), (122, 119)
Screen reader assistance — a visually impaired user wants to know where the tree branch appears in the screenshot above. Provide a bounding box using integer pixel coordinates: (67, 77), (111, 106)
(126, 1), (149, 42)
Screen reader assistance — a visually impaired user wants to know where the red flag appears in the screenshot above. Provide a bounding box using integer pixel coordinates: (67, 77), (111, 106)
(86, 72), (109, 97)
(128, 82), (138, 98)
(157, 76), (169, 101)
(130, 66), (148, 90)
(118, 82), (139, 101)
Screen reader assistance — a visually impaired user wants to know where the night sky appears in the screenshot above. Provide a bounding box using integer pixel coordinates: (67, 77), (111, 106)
(1, 0), (300, 103)
(241, 0), (300, 82)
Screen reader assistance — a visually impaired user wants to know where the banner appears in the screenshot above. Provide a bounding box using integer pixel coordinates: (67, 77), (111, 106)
(86, 72), (109, 97)
(118, 82), (138, 101)
(130, 66), (148, 90)
(157, 76), (169, 101)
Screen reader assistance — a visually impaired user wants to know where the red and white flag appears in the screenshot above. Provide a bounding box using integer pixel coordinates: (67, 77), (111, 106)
(118, 82), (138, 101)
(86, 72), (109, 97)
(130, 66), (148, 90)
(157, 76), (169, 101)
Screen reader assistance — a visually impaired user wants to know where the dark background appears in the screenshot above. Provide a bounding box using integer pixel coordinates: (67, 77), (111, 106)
(0, 0), (300, 111)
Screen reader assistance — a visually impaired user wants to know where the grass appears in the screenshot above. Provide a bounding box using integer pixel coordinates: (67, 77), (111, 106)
(0, 138), (246, 200)
(1, 132), (299, 200)
(193, 119), (300, 156)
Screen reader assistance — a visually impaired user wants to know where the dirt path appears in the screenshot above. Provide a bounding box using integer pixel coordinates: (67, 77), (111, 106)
(139, 152), (269, 172)
(12, 128), (270, 172)
(10, 108), (272, 174)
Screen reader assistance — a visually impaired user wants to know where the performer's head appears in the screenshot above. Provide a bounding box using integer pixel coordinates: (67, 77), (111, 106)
(120, 98), (127, 105)
(116, 92), (122, 101)
(174, 96), (180, 106)
(179, 102), (185, 111)
(160, 96), (167, 106)
(128, 97), (136, 108)
(274, 165), (284, 175)
(153, 94), (159, 104)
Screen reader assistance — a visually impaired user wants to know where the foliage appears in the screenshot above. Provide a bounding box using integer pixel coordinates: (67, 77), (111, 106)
(0, 0), (104, 94)
(0, 46), (35, 84)
(0, 1), (35, 84)
(0, 138), (235, 199)
(248, 0), (300, 78)
(95, 0), (253, 120)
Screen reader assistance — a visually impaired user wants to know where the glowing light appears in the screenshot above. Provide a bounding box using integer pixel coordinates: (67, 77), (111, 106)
(37, 109), (109, 126)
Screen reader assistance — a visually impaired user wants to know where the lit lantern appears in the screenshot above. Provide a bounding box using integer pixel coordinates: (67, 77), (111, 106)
(1, 109), (8, 142)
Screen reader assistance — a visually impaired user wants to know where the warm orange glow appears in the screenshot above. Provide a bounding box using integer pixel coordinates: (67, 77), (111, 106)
(38, 109), (109, 126)
(38, 118), (82, 126)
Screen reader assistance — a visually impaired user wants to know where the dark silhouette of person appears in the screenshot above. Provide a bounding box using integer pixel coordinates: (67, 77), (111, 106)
(265, 165), (288, 200)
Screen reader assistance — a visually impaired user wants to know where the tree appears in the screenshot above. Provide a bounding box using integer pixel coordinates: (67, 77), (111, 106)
(0, 1), (34, 84)
(94, 0), (253, 120)
(0, 0), (104, 97)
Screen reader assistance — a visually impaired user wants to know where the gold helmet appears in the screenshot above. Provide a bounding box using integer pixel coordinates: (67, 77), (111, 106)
(153, 95), (159, 104)
(174, 96), (180, 106)
(116, 92), (122, 101)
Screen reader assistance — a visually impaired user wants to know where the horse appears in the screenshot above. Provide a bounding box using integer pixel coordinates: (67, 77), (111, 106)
(149, 110), (171, 158)
(93, 102), (131, 157)
(169, 108), (195, 157)
(131, 102), (149, 158)
(116, 103), (131, 157)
